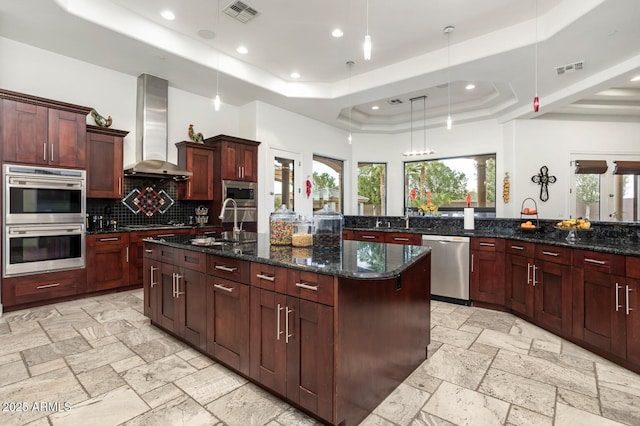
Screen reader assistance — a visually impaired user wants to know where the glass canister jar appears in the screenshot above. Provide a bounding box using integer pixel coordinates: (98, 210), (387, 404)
(313, 204), (343, 249)
(292, 216), (313, 247)
(270, 205), (295, 245)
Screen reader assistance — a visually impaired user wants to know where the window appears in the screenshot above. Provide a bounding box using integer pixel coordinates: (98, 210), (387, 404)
(313, 155), (344, 212)
(571, 155), (640, 221)
(357, 162), (387, 215)
(404, 154), (496, 213)
(273, 156), (295, 211)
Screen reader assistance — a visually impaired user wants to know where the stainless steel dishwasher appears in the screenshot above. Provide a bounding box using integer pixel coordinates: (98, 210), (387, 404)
(421, 235), (470, 304)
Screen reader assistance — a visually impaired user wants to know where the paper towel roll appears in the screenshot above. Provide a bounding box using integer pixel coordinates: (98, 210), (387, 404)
(464, 208), (475, 230)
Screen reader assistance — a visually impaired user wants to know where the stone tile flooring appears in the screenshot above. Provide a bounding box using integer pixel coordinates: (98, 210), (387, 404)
(1, 290), (639, 425)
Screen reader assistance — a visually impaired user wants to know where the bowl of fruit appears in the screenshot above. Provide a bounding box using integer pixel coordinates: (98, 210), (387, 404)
(519, 220), (538, 231)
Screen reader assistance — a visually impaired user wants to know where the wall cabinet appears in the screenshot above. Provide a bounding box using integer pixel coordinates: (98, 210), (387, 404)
(87, 125), (128, 198)
(206, 134), (259, 182)
(0, 90), (91, 168)
(86, 233), (130, 292)
(470, 238), (505, 305)
(176, 142), (215, 200)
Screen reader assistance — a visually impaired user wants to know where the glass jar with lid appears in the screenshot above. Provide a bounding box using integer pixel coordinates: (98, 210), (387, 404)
(270, 205), (295, 245)
(292, 216), (313, 247)
(313, 204), (343, 249)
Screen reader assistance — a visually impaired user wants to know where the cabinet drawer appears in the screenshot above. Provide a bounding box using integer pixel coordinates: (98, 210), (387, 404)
(143, 242), (157, 259)
(471, 238), (505, 252)
(3, 268), (85, 307)
(572, 250), (625, 275)
(535, 244), (572, 265)
(505, 240), (534, 257)
(627, 256), (640, 279)
(89, 233), (128, 247)
(156, 245), (179, 264)
(250, 262), (288, 293)
(177, 250), (207, 273)
(386, 232), (422, 245)
(208, 255), (249, 283)
(352, 230), (384, 242)
(287, 270), (335, 306)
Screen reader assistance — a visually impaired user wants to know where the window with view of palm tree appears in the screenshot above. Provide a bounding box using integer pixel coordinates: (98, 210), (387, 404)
(313, 155), (343, 212)
(357, 163), (386, 215)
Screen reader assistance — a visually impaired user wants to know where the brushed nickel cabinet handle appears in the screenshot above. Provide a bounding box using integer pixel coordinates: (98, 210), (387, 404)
(479, 242), (495, 247)
(285, 306), (294, 343)
(157, 233), (175, 238)
(256, 273), (275, 281)
(295, 282), (318, 291)
(150, 266), (157, 287)
(126, 246), (129, 263)
(215, 265), (237, 272)
(584, 258), (606, 265)
(626, 285), (633, 315)
(174, 273), (184, 297)
(99, 237), (119, 242)
(393, 237), (410, 241)
(527, 263), (532, 285)
(361, 235), (377, 239)
(615, 283), (622, 311)
(511, 245), (525, 250)
(532, 265), (539, 286)
(214, 283), (234, 293)
(276, 303), (283, 340)
(43, 143), (47, 161)
(542, 251), (559, 257)
(37, 283), (60, 289)
(145, 249), (153, 253)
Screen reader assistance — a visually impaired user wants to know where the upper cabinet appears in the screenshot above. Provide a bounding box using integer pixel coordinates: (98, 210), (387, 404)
(87, 125), (128, 198)
(0, 89), (92, 168)
(176, 142), (215, 200)
(205, 134), (259, 182)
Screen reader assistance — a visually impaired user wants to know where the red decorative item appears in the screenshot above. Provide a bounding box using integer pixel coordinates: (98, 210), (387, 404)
(411, 188), (416, 200)
(466, 193), (471, 207)
(306, 178), (312, 198)
(533, 96), (540, 112)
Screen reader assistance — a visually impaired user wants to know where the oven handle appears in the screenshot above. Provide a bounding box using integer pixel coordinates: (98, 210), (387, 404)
(7, 225), (84, 235)
(8, 176), (84, 189)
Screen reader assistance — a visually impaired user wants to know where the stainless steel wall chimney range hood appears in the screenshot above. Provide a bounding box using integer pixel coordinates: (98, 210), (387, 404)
(123, 74), (192, 181)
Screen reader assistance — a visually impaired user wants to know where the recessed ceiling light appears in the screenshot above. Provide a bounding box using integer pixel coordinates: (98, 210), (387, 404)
(236, 46), (248, 54)
(332, 28), (344, 38)
(197, 29), (216, 40)
(371, 105), (379, 110)
(290, 72), (300, 79)
(465, 83), (476, 90)
(161, 10), (175, 21)
(631, 75), (640, 82)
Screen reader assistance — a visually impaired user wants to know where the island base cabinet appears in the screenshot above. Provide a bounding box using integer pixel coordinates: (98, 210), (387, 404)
(206, 276), (250, 375)
(142, 258), (160, 322)
(249, 288), (334, 422)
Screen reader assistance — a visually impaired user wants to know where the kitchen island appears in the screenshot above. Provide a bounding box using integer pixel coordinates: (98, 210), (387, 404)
(142, 233), (431, 425)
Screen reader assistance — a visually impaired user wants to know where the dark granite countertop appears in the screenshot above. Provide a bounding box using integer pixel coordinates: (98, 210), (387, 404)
(86, 225), (220, 235)
(144, 233), (430, 280)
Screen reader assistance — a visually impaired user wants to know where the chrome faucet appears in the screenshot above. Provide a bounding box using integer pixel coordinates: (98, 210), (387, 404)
(219, 198), (240, 238)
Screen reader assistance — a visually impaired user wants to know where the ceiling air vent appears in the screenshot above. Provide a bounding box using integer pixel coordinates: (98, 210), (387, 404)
(556, 61), (584, 76)
(387, 99), (403, 105)
(223, 1), (259, 23)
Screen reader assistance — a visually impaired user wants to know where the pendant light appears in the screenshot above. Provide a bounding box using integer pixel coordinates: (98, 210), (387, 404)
(214, 0), (222, 111)
(347, 61), (354, 144)
(533, 0), (540, 112)
(363, 0), (372, 61)
(403, 97), (416, 156)
(444, 26), (454, 129)
(403, 96), (432, 156)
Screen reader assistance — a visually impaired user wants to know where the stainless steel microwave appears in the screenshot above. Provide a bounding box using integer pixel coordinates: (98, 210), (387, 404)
(222, 180), (256, 207)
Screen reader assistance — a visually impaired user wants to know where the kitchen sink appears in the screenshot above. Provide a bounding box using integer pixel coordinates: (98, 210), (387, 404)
(218, 231), (258, 244)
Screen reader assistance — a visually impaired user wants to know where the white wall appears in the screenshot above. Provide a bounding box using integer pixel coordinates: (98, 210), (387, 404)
(1, 36), (240, 167)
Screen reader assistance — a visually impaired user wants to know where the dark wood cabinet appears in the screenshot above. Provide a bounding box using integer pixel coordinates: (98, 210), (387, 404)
(0, 90), (91, 168)
(129, 229), (193, 285)
(345, 230), (421, 245)
(505, 242), (535, 318)
(573, 250), (627, 358)
(625, 256), (640, 365)
(2, 268), (86, 307)
(533, 245), (573, 335)
(470, 238), (505, 305)
(176, 142), (215, 200)
(205, 134), (259, 182)
(87, 125), (127, 198)
(143, 250), (160, 323)
(86, 233), (130, 291)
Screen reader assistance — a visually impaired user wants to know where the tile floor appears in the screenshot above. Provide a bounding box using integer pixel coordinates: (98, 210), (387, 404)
(0, 290), (639, 425)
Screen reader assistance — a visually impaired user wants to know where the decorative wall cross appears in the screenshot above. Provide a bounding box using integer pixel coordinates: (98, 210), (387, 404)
(531, 165), (556, 202)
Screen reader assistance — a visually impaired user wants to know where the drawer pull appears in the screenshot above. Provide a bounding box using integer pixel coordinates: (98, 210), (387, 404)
(296, 282), (318, 291)
(361, 235), (377, 239)
(215, 265), (237, 273)
(393, 237), (410, 241)
(542, 251), (559, 257)
(36, 283), (60, 290)
(511, 245), (525, 251)
(256, 273), (275, 281)
(214, 283), (234, 293)
(584, 258), (606, 265)
(98, 237), (119, 242)
(145, 249), (153, 253)
(157, 233), (175, 238)
(479, 242), (495, 247)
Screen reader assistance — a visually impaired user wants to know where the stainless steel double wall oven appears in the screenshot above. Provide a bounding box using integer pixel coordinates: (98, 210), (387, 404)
(3, 164), (86, 277)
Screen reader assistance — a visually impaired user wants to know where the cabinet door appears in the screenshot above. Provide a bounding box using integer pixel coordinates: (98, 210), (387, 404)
(572, 268), (626, 358)
(176, 267), (207, 349)
(470, 249), (505, 305)
(1, 99), (48, 165)
(534, 260), (572, 335)
(143, 258), (161, 322)
(87, 131), (123, 198)
(206, 276), (250, 374)
(286, 297), (334, 420)
(250, 287), (287, 396)
(86, 234), (129, 291)
(506, 254), (534, 318)
(48, 109), (86, 168)
(157, 263), (179, 332)
(625, 278), (640, 365)
(240, 144), (257, 181)
(220, 142), (239, 180)
(180, 147), (214, 200)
